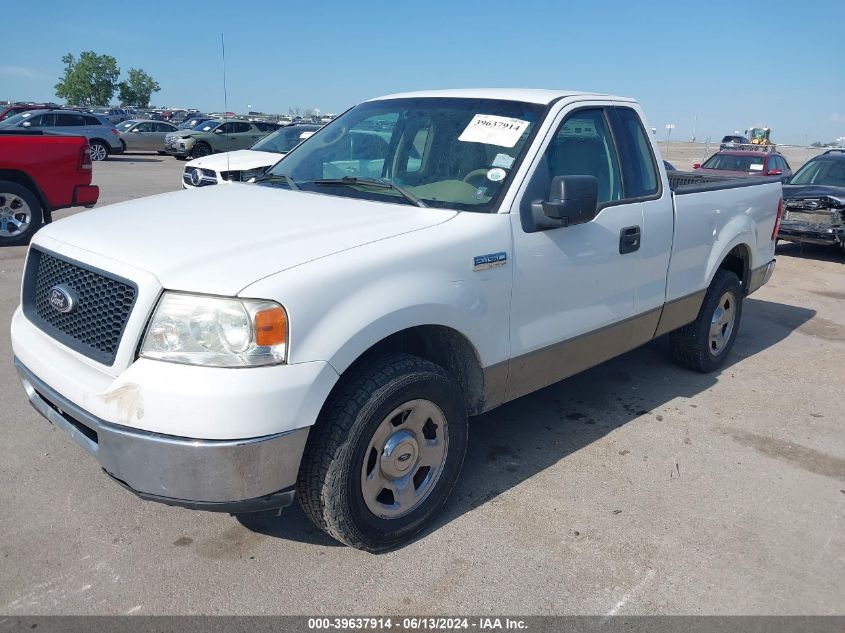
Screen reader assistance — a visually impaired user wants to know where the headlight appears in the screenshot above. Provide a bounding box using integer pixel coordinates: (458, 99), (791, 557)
(241, 167), (266, 182)
(140, 292), (287, 367)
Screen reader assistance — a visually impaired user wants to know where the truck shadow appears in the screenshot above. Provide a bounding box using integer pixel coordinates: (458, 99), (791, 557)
(776, 241), (844, 263)
(238, 297), (816, 549)
(105, 156), (165, 163)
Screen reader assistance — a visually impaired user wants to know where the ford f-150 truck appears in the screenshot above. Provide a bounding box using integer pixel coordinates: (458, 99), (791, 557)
(11, 90), (781, 551)
(0, 132), (99, 245)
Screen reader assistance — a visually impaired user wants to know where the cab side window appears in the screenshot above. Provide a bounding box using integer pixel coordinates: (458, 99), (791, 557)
(545, 109), (623, 205)
(611, 107), (659, 197)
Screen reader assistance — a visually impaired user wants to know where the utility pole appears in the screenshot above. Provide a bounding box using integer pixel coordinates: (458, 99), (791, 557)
(665, 123), (675, 143)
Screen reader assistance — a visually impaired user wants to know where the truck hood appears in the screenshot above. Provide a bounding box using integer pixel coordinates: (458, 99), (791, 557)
(37, 184), (456, 295)
(186, 149), (283, 173)
(782, 184), (845, 206)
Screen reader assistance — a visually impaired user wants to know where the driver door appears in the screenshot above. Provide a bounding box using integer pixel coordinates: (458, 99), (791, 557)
(506, 105), (645, 400)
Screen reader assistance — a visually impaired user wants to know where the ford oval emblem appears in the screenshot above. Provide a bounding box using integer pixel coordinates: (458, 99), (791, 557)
(48, 285), (77, 314)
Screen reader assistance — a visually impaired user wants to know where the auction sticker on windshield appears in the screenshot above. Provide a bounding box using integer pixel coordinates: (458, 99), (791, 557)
(459, 114), (530, 148)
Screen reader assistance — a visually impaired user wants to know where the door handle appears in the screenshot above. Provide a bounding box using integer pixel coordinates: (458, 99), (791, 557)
(619, 226), (641, 254)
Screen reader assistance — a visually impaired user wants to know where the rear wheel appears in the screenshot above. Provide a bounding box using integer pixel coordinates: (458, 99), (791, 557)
(297, 354), (468, 551)
(89, 140), (109, 161)
(671, 269), (743, 373)
(191, 142), (211, 159)
(0, 181), (43, 246)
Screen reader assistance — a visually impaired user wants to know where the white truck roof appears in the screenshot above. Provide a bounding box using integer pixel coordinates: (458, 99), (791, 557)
(369, 88), (636, 105)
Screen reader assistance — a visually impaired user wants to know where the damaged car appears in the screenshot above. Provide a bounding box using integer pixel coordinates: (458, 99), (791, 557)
(779, 149), (845, 249)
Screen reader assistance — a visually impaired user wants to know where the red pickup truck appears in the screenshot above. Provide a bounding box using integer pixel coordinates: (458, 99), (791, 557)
(0, 132), (99, 246)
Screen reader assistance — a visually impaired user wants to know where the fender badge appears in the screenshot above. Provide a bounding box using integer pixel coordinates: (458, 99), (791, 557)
(473, 252), (507, 271)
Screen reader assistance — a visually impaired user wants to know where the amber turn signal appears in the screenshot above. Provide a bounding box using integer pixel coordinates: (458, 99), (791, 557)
(254, 306), (287, 347)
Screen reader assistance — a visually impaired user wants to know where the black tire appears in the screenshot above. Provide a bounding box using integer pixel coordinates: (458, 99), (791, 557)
(0, 181), (44, 246)
(157, 151), (167, 156)
(670, 269), (743, 373)
(89, 140), (109, 161)
(296, 353), (468, 552)
(191, 142), (212, 159)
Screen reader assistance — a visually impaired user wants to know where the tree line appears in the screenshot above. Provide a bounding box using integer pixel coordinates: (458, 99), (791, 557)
(54, 51), (161, 108)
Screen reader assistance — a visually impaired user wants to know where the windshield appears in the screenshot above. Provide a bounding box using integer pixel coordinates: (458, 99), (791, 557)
(789, 159), (845, 186)
(252, 126), (317, 153)
(0, 111), (39, 127)
(117, 120), (138, 131)
(179, 118), (205, 129)
(194, 121), (219, 133)
(263, 97), (545, 212)
(702, 154), (765, 171)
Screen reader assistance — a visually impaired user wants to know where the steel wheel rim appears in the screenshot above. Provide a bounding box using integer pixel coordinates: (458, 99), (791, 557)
(90, 144), (107, 161)
(360, 399), (449, 519)
(0, 192), (32, 238)
(709, 291), (736, 356)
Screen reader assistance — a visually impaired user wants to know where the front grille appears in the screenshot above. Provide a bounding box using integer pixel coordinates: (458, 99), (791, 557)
(182, 167), (217, 186)
(22, 249), (138, 365)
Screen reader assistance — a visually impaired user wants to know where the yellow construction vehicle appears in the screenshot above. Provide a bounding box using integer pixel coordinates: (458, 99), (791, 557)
(747, 127), (772, 146)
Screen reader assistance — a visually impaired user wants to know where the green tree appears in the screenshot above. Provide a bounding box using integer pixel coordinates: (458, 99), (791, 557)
(117, 68), (161, 108)
(54, 51), (120, 106)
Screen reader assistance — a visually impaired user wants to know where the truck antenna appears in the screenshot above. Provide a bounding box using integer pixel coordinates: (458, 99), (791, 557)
(221, 32), (230, 178)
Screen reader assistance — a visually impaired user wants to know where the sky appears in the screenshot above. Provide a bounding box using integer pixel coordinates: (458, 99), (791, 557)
(1, 0), (843, 145)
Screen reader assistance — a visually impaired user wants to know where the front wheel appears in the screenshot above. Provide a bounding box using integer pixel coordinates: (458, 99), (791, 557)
(670, 269), (743, 373)
(191, 142), (211, 159)
(297, 354), (468, 552)
(0, 181), (43, 246)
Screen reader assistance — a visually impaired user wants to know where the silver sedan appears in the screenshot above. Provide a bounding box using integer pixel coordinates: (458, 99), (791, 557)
(117, 120), (179, 154)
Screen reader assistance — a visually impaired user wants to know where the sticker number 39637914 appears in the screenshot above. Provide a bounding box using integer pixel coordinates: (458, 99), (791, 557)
(458, 114), (530, 148)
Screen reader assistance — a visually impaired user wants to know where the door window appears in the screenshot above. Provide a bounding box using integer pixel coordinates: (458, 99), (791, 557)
(135, 122), (154, 132)
(542, 108), (623, 205)
(232, 122), (252, 133)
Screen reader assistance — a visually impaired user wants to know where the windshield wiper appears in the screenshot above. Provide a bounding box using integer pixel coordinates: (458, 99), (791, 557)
(253, 173), (300, 190)
(311, 177), (427, 208)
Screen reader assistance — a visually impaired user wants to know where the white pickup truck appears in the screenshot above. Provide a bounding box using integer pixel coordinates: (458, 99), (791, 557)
(12, 89), (781, 551)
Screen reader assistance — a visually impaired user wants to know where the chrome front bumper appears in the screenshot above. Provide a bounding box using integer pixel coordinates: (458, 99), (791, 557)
(16, 358), (309, 513)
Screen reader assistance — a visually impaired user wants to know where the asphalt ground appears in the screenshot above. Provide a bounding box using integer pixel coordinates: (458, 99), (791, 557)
(0, 146), (842, 615)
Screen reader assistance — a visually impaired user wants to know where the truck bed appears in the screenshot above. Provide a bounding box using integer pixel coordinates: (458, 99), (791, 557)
(666, 169), (779, 192)
(663, 171), (781, 304)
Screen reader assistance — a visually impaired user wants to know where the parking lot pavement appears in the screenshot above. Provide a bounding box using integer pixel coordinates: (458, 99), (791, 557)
(0, 152), (843, 615)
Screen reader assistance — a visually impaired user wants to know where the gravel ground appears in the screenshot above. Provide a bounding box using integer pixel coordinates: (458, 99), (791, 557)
(0, 148), (842, 615)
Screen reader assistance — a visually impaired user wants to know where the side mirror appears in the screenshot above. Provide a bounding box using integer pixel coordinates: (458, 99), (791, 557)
(767, 169), (782, 176)
(531, 175), (599, 228)
(693, 163), (701, 169)
(213, 128), (223, 134)
(22, 121), (31, 127)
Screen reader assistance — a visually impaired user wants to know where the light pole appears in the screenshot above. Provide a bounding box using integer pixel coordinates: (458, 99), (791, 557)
(665, 123), (675, 143)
